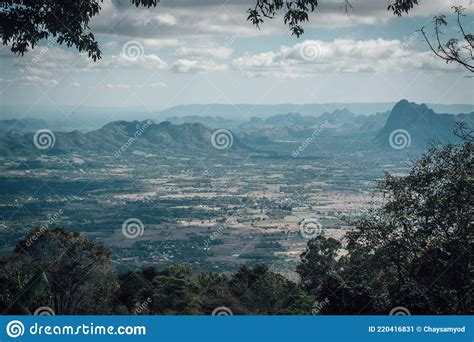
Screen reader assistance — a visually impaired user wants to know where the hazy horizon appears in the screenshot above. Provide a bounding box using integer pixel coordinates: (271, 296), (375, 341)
(1, 0), (473, 111)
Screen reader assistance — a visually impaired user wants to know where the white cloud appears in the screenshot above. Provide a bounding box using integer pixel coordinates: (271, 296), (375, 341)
(6, 44), (166, 78)
(168, 39), (236, 73)
(155, 13), (177, 26)
(112, 52), (169, 69)
(232, 38), (458, 77)
(90, 0), (474, 41)
(170, 59), (227, 73)
(101, 83), (131, 89)
(8, 46), (97, 78)
(20, 75), (59, 87)
(91, 1), (264, 39)
(171, 59), (227, 73)
(141, 38), (180, 49)
(150, 82), (168, 87)
(175, 45), (233, 60)
(98, 82), (168, 89)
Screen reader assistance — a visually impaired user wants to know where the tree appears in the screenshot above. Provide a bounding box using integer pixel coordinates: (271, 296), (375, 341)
(196, 272), (247, 315)
(298, 142), (473, 314)
(420, 6), (474, 73)
(297, 236), (370, 315)
(454, 122), (474, 143)
(148, 264), (201, 315)
(7, 228), (117, 314)
(230, 264), (314, 314)
(0, 0), (159, 61)
(298, 236), (341, 297)
(115, 266), (157, 314)
(386, 0), (419, 16)
(1, 0), (421, 59)
(0, 261), (49, 314)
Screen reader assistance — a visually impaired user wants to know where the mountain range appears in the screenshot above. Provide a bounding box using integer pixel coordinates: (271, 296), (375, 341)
(0, 100), (471, 157)
(0, 118), (49, 134)
(0, 121), (247, 157)
(158, 102), (474, 119)
(2, 102), (472, 127)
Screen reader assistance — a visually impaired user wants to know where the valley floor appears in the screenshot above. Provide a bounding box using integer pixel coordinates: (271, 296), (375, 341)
(0, 139), (413, 275)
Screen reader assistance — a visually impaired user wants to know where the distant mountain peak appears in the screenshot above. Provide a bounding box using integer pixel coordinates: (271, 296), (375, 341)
(391, 100), (432, 119)
(333, 108), (355, 115)
(375, 100), (465, 149)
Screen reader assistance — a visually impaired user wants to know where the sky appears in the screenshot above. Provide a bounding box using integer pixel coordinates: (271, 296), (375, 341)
(0, 0), (473, 111)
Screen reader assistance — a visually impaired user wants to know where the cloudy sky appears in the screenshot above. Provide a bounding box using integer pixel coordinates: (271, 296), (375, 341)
(0, 0), (473, 111)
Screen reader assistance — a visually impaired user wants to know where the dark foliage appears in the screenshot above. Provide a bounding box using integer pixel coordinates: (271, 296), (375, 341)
(298, 142), (473, 315)
(0, 0), (159, 60)
(0, 228), (117, 314)
(388, 0), (419, 17)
